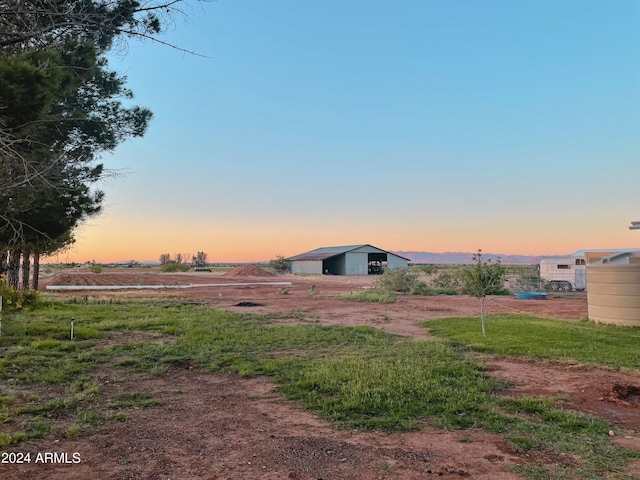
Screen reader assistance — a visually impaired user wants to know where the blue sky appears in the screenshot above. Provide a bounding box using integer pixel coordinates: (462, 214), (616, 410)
(63, 0), (639, 262)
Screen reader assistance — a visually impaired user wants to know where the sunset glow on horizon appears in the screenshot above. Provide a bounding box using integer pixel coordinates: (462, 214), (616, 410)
(52, 209), (639, 264)
(46, 1), (639, 263)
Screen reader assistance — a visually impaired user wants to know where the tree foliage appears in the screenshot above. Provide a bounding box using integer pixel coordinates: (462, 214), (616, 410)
(0, 40), (151, 243)
(158, 252), (190, 272)
(0, 0), (206, 289)
(461, 250), (507, 338)
(192, 251), (207, 267)
(158, 253), (190, 270)
(269, 255), (291, 273)
(375, 267), (419, 293)
(0, 39), (151, 288)
(0, 0), (194, 54)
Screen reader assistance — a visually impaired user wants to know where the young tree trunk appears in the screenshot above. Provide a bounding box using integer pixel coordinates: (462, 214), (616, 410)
(7, 249), (21, 289)
(32, 251), (40, 291)
(480, 297), (486, 338)
(21, 247), (31, 290)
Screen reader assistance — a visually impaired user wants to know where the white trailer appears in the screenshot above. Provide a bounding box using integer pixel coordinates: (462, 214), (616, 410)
(540, 255), (586, 292)
(540, 249), (640, 292)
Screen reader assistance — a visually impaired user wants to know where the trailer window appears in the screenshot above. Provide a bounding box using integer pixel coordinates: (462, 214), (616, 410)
(575, 259), (585, 265)
(557, 264), (570, 269)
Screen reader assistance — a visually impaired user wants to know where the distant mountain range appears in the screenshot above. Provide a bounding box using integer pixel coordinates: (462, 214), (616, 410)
(393, 251), (569, 265)
(107, 252), (568, 266)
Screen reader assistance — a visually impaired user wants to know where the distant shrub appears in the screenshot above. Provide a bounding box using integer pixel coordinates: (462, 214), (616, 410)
(429, 288), (459, 296)
(269, 255), (291, 273)
(90, 264), (102, 274)
(375, 268), (419, 293)
(159, 262), (190, 273)
(409, 282), (431, 296)
(413, 264), (439, 275)
(513, 273), (547, 293)
(409, 282), (459, 296)
(431, 269), (464, 290)
(342, 289), (397, 304)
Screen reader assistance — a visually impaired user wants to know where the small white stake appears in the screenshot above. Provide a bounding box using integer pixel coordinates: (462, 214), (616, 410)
(70, 318), (74, 340)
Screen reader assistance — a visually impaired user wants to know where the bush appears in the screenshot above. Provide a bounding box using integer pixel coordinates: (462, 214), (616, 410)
(375, 268), (419, 293)
(513, 273), (547, 292)
(409, 282), (459, 296)
(89, 264), (102, 274)
(269, 255), (291, 273)
(409, 281), (430, 295)
(431, 269), (464, 290)
(429, 288), (459, 296)
(0, 277), (39, 311)
(159, 262), (190, 273)
(413, 264), (438, 275)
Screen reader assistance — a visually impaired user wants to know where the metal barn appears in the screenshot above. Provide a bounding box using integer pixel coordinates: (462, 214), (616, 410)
(288, 244), (409, 275)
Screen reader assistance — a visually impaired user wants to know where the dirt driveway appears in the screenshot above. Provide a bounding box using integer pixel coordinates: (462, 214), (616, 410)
(4, 270), (638, 479)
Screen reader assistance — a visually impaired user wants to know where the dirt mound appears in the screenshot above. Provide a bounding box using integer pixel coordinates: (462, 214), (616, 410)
(603, 384), (640, 406)
(224, 264), (275, 277)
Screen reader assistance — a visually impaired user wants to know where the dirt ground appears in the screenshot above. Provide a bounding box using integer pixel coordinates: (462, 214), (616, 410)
(3, 269), (640, 479)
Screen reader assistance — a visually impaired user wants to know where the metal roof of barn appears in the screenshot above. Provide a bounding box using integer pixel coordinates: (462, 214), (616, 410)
(288, 244), (410, 262)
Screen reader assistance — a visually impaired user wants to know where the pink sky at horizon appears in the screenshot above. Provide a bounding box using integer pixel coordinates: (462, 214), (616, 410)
(45, 213), (639, 264)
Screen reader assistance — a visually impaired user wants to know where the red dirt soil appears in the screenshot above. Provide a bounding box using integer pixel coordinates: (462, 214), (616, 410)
(4, 269), (638, 479)
(224, 265), (275, 277)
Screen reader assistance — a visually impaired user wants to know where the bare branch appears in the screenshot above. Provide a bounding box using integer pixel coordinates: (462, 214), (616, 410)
(0, 0), (215, 54)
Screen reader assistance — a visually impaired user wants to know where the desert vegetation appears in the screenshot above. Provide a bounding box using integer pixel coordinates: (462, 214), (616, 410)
(0, 298), (638, 479)
(375, 267), (459, 296)
(269, 255), (291, 273)
(158, 253), (191, 272)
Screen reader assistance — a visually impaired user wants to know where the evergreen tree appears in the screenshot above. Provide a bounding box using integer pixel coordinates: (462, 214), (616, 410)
(0, 0), (206, 287)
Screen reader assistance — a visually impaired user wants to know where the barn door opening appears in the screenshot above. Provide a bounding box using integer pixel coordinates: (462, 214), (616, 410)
(367, 252), (387, 275)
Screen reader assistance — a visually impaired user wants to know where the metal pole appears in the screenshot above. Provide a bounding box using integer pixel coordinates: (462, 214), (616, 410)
(70, 318), (74, 341)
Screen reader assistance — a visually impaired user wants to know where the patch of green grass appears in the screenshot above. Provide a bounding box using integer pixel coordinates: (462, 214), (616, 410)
(67, 377), (101, 399)
(0, 406), (12, 423)
(28, 419), (51, 439)
(0, 348), (102, 384)
(109, 392), (161, 409)
(510, 464), (551, 480)
(341, 289), (397, 303)
(65, 424), (80, 438)
(276, 340), (495, 430)
(2, 303), (638, 478)
(425, 314), (640, 370)
(15, 397), (78, 415)
(18, 302), (183, 334)
(0, 431), (27, 447)
(76, 410), (106, 424)
(150, 364), (167, 376)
